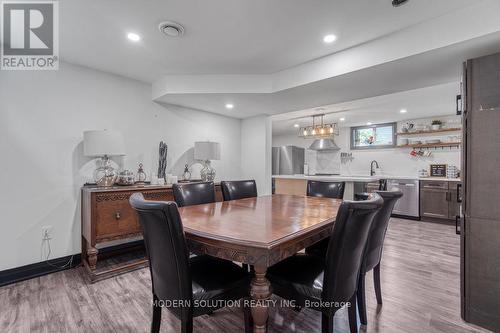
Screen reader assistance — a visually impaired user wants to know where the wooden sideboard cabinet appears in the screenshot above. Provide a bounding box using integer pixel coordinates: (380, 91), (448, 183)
(81, 184), (222, 282)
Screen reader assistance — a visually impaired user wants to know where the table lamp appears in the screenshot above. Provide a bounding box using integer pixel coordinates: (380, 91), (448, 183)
(83, 130), (125, 187)
(194, 141), (220, 182)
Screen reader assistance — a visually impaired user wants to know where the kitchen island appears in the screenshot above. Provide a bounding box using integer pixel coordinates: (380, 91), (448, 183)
(273, 175), (383, 200)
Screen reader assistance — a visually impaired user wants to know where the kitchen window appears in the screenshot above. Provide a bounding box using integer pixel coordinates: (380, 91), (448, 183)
(350, 122), (396, 150)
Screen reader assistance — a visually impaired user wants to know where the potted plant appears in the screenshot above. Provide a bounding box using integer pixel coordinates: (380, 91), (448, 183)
(431, 120), (443, 130)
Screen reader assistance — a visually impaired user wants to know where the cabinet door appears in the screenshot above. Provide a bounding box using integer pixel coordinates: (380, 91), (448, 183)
(420, 188), (449, 219)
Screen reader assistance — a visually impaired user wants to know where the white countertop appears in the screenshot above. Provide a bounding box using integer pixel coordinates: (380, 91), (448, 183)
(272, 174), (461, 182)
(272, 174), (382, 182)
(419, 177), (461, 182)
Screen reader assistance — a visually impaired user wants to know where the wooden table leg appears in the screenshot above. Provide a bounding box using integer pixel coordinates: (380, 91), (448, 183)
(250, 265), (271, 333)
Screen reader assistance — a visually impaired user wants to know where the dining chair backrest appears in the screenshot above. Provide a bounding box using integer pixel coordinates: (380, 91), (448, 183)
(172, 182), (216, 207)
(220, 180), (257, 201)
(307, 180), (346, 199)
(322, 193), (383, 308)
(361, 190), (403, 273)
(129, 193), (192, 316)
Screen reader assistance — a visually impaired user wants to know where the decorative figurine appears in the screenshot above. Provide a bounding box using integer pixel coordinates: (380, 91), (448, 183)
(157, 141), (168, 181)
(182, 164), (192, 181)
(136, 163), (147, 184)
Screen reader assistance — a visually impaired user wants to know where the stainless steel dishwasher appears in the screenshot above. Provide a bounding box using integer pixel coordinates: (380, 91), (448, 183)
(387, 179), (419, 218)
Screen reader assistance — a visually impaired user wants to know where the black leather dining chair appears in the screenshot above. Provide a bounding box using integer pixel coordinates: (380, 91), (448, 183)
(304, 180), (346, 255)
(172, 182), (216, 207)
(220, 180), (257, 273)
(306, 190), (403, 326)
(220, 180), (257, 201)
(129, 193), (251, 333)
(267, 193), (383, 333)
(307, 180), (346, 199)
(354, 190), (403, 325)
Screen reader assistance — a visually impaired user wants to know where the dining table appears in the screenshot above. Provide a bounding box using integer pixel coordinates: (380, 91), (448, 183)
(178, 194), (342, 333)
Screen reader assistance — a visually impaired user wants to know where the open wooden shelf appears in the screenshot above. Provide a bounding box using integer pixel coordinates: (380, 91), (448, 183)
(396, 128), (462, 136)
(396, 142), (461, 149)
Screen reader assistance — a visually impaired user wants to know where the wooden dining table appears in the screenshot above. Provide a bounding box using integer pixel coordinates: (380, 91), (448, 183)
(178, 194), (342, 333)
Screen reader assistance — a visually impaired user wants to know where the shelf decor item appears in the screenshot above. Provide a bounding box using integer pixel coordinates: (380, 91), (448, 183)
(136, 163), (147, 184)
(157, 141), (168, 181)
(431, 120), (443, 130)
(182, 164), (192, 181)
(83, 130), (125, 187)
(116, 170), (135, 186)
(194, 141), (220, 182)
(430, 164), (447, 177)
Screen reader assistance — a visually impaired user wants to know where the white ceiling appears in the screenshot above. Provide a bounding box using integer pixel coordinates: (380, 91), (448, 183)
(271, 82), (459, 136)
(60, 0), (477, 83)
(154, 30), (500, 118)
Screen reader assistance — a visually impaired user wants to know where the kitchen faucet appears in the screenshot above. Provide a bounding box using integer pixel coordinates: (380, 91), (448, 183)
(370, 160), (380, 176)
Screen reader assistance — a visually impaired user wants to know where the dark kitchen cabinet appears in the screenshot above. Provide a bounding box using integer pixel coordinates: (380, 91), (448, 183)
(420, 180), (460, 221)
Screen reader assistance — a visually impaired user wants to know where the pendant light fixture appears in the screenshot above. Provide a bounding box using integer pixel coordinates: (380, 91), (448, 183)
(299, 114), (339, 139)
(299, 114), (340, 151)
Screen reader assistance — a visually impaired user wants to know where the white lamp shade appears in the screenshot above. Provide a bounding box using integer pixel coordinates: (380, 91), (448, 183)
(83, 130), (125, 156)
(194, 141), (220, 161)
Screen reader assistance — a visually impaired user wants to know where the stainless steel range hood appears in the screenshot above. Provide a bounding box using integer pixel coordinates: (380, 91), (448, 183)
(308, 138), (340, 151)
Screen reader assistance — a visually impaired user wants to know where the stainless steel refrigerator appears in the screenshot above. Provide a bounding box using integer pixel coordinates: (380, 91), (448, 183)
(460, 52), (500, 332)
(272, 146), (305, 175)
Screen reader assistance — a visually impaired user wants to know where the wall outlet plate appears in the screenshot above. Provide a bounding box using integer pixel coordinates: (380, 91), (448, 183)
(42, 226), (53, 240)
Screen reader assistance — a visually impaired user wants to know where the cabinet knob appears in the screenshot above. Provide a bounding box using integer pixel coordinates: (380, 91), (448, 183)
(115, 212), (121, 220)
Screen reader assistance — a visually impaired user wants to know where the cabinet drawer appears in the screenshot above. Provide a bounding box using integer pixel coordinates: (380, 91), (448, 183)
(95, 198), (140, 240)
(94, 190), (173, 241)
(420, 180), (448, 190)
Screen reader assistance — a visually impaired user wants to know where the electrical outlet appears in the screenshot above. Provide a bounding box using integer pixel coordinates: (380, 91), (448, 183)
(42, 226), (53, 240)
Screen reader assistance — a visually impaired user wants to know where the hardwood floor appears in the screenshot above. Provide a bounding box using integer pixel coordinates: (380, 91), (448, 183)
(0, 218), (492, 333)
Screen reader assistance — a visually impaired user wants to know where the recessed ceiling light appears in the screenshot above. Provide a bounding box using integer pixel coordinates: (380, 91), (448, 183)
(323, 34), (337, 43)
(367, 122), (373, 126)
(127, 32), (141, 42)
(294, 124), (300, 128)
(225, 103), (234, 109)
(340, 117), (346, 121)
(400, 109), (407, 113)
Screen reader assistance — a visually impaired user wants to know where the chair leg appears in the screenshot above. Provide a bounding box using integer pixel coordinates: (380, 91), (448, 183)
(356, 273), (368, 325)
(181, 316), (193, 333)
(348, 294), (358, 333)
(151, 296), (162, 333)
(374, 263), (383, 305)
(321, 313), (334, 333)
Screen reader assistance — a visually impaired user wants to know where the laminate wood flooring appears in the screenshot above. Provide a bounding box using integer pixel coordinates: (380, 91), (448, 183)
(0, 219), (492, 333)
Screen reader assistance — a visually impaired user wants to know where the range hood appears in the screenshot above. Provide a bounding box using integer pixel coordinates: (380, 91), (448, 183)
(309, 138), (340, 151)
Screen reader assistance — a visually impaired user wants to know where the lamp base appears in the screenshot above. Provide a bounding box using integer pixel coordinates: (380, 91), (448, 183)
(200, 160), (216, 182)
(94, 155), (117, 187)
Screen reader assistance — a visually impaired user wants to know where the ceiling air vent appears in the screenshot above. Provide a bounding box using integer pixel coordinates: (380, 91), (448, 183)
(158, 21), (185, 37)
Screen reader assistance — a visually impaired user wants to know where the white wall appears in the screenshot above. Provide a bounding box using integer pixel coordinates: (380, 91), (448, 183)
(0, 62), (242, 271)
(273, 115), (461, 177)
(241, 115), (272, 195)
